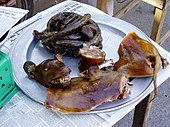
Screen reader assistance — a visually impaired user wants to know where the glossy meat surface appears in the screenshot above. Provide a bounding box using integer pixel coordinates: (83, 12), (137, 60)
(23, 59), (71, 88)
(78, 44), (106, 72)
(114, 32), (163, 77)
(45, 67), (130, 114)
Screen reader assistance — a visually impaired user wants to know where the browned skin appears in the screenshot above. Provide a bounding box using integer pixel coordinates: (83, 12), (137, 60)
(78, 44), (106, 72)
(45, 67), (130, 114)
(23, 59), (71, 88)
(114, 32), (169, 98)
(114, 32), (164, 77)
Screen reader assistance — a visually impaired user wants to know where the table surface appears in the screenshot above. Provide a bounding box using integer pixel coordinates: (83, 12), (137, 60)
(1, 1), (170, 127)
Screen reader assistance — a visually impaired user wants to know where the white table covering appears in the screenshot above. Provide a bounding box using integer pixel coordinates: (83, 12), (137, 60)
(1, 1), (170, 127)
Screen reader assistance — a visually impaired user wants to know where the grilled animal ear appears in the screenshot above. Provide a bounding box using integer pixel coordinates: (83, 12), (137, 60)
(23, 61), (36, 79)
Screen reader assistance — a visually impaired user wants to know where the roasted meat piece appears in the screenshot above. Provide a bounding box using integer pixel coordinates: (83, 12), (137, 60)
(23, 59), (71, 88)
(45, 67), (131, 114)
(33, 12), (103, 56)
(78, 44), (106, 72)
(114, 32), (168, 96)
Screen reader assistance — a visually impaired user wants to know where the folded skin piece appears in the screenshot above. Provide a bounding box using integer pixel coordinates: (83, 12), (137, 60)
(114, 32), (169, 97)
(114, 32), (168, 77)
(45, 67), (131, 114)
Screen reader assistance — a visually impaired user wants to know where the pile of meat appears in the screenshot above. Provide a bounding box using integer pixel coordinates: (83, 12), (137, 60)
(23, 12), (168, 114)
(33, 12), (102, 56)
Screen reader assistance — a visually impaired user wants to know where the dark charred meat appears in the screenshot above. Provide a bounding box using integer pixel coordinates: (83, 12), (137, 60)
(114, 32), (169, 97)
(33, 12), (103, 56)
(23, 59), (71, 88)
(45, 66), (130, 114)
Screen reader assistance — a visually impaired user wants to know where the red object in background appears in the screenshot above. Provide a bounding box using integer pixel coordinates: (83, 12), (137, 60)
(0, 0), (9, 5)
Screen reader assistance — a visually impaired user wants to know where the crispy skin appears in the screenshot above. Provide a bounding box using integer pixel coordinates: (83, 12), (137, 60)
(114, 32), (164, 77)
(45, 67), (130, 114)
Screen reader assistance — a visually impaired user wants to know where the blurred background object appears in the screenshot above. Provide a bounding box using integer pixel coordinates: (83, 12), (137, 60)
(0, 0), (10, 5)
(33, 0), (55, 15)
(0, 0), (33, 22)
(16, 0), (55, 22)
(55, 0), (114, 15)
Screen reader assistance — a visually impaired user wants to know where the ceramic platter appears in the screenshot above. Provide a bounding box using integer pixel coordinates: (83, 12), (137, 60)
(9, 13), (152, 113)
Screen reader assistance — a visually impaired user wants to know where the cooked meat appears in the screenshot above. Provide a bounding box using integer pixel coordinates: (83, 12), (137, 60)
(114, 32), (169, 97)
(45, 67), (130, 114)
(114, 32), (168, 77)
(33, 12), (103, 56)
(78, 44), (106, 72)
(23, 59), (71, 88)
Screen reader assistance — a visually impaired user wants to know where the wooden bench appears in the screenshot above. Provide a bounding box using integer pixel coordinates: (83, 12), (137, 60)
(97, 0), (170, 44)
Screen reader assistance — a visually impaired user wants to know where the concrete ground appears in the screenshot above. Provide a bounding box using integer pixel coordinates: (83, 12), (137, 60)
(32, 1), (170, 127)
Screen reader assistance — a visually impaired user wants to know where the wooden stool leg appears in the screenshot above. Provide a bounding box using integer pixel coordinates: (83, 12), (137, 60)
(132, 92), (154, 127)
(97, 0), (106, 13)
(96, 0), (114, 16)
(150, 7), (167, 44)
(133, 2), (167, 127)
